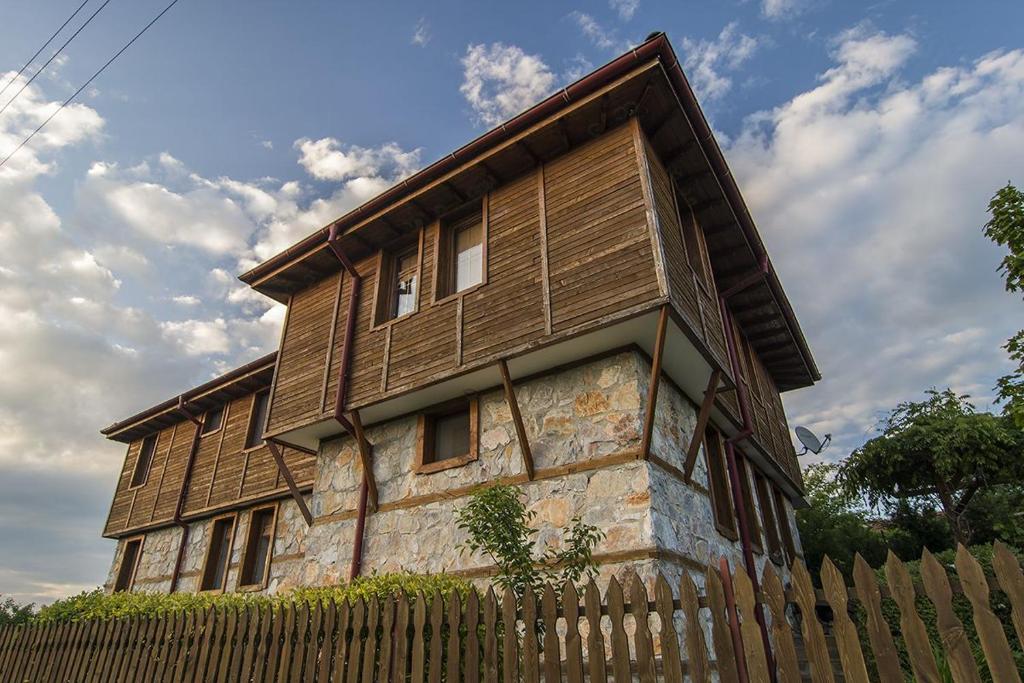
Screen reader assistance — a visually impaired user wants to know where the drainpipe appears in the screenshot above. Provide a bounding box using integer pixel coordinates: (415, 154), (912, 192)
(326, 224), (371, 579)
(169, 396), (204, 593)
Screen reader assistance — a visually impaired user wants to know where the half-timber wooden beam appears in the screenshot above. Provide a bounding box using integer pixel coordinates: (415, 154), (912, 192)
(349, 410), (379, 512)
(498, 359), (535, 480)
(682, 368), (722, 482)
(640, 305), (669, 460)
(267, 440), (313, 526)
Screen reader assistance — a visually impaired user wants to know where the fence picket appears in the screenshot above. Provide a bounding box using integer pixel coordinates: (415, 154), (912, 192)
(250, 604), (273, 683)
(290, 601), (311, 683)
(204, 607), (229, 683)
(821, 557), (870, 683)
(483, 588), (499, 683)
(521, 588), (540, 683)
(885, 551), (941, 682)
(654, 575), (682, 683)
(563, 581), (585, 683)
(501, 588), (519, 683)
(48, 619), (78, 682)
(428, 592), (444, 683)
(920, 549), (981, 683)
(678, 572), (710, 683)
(851, 554), (902, 683)
(316, 600), (337, 683)
(992, 541), (1024, 649)
(446, 591), (462, 683)
(411, 593), (427, 683)
(379, 595), (397, 683)
(704, 562), (739, 683)
(761, 564), (800, 683)
(345, 599), (366, 683)
(330, 601), (352, 683)
(156, 610), (182, 683)
(955, 544), (1022, 683)
(361, 597), (381, 683)
(465, 589), (481, 683)
(390, 594), (408, 683)
(227, 605), (250, 682)
(629, 573), (657, 683)
(583, 580), (607, 683)
(606, 577), (631, 683)
(792, 560), (836, 683)
(541, 584), (562, 683)
(733, 564), (769, 681)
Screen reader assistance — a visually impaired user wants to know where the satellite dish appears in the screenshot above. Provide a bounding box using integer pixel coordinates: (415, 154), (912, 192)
(795, 426), (831, 455)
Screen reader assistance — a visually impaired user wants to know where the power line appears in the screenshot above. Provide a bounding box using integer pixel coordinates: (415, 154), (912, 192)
(0, 0), (182, 171)
(0, 0), (93, 101)
(0, 0), (113, 118)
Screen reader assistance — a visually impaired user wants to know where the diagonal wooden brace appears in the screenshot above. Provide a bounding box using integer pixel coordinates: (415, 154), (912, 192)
(499, 359), (534, 480)
(683, 368), (722, 482)
(349, 410), (379, 512)
(267, 440), (313, 526)
(640, 305), (670, 460)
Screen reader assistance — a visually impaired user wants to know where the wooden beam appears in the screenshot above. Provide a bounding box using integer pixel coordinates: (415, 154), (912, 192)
(443, 181), (467, 204)
(350, 410), (379, 512)
(640, 305), (670, 460)
(518, 140), (540, 166)
(683, 369), (722, 481)
(266, 440), (313, 526)
(499, 359), (535, 480)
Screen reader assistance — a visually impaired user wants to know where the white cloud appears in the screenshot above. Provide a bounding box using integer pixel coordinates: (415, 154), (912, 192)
(295, 138), (421, 182)
(460, 43), (557, 127)
(172, 295), (200, 306)
(412, 18), (430, 47)
(681, 22), (761, 102)
(570, 12), (633, 54)
(762, 0), (808, 20)
(724, 29), (1024, 457)
(610, 0), (639, 21)
(160, 318), (231, 356)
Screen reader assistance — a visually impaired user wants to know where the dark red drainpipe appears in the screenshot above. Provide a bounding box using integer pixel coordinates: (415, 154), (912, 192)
(325, 224), (371, 580)
(169, 397), (204, 593)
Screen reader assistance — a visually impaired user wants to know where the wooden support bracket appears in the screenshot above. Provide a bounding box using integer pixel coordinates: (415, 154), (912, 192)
(682, 368), (723, 481)
(267, 440), (313, 526)
(499, 359), (535, 480)
(640, 305), (670, 460)
(349, 410), (379, 512)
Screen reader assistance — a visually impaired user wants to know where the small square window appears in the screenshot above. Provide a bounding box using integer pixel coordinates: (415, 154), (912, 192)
(202, 406), (224, 434)
(129, 434), (158, 489)
(114, 537), (143, 592)
(374, 242), (420, 325)
(239, 505), (276, 589)
(200, 515), (236, 592)
(245, 391), (270, 449)
(435, 202), (485, 300)
(416, 397), (479, 473)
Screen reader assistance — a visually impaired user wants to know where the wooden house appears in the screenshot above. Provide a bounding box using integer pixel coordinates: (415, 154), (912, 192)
(101, 33), (819, 595)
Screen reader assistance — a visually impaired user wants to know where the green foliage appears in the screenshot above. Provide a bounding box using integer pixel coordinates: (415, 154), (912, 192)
(33, 571), (470, 624)
(0, 595), (35, 627)
(455, 484), (604, 596)
(839, 388), (1023, 545)
(983, 182), (1024, 427)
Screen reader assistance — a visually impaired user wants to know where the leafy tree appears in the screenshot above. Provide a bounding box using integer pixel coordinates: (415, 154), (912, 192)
(454, 484), (604, 596)
(0, 595), (35, 627)
(839, 389), (1023, 546)
(984, 182), (1024, 427)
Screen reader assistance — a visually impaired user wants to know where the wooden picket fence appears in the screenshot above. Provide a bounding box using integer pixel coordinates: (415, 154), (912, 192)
(1, 542), (1023, 682)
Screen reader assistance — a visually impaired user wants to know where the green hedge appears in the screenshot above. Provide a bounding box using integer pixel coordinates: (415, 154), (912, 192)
(34, 572), (471, 624)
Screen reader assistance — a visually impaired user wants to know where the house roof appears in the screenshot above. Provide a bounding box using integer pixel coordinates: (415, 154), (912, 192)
(237, 32), (819, 392)
(100, 352), (277, 443)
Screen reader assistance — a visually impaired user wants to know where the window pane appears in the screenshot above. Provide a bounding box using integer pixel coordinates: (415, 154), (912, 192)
(241, 508), (274, 586)
(245, 392), (270, 449)
(202, 407), (224, 434)
(202, 518), (233, 591)
(393, 250), (418, 317)
(115, 539), (141, 592)
(454, 222), (482, 292)
(704, 427), (736, 534)
(433, 410), (470, 461)
(130, 435), (157, 488)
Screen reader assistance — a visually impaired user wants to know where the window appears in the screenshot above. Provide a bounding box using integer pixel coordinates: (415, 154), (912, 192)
(245, 391), (270, 449)
(238, 505), (277, 589)
(200, 515), (236, 592)
(773, 486), (797, 565)
(435, 202), (485, 299)
(374, 242), (420, 325)
(129, 434), (157, 489)
(755, 472), (784, 565)
(114, 537), (143, 592)
(735, 456), (763, 553)
(675, 188), (714, 288)
(416, 397), (479, 473)
(202, 406), (224, 435)
(704, 426), (737, 539)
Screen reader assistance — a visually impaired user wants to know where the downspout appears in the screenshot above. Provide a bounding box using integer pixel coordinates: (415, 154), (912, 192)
(325, 224), (371, 580)
(169, 396), (204, 593)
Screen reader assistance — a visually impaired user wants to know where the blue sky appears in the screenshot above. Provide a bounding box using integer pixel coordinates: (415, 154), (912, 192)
(1, 0), (1022, 603)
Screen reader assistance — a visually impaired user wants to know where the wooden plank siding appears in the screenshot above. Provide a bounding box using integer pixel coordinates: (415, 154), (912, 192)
(104, 388), (315, 537)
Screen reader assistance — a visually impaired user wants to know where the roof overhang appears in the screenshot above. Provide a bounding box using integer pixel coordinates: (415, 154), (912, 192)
(101, 352), (277, 443)
(239, 32), (819, 392)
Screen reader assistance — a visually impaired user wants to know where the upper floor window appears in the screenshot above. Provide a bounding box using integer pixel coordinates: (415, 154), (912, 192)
(675, 188), (714, 290)
(245, 391), (270, 449)
(129, 434), (157, 489)
(239, 504), (276, 589)
(416, 397), (479, 474)
(436, 201), (485, 299)
(200, 514), (236, 592)
(202, 406), (224, 435)
(375, 240), (421, 325)
(113, 536), (143, 592)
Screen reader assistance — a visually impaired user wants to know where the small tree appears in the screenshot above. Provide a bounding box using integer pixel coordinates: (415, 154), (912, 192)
(454, 484), (604, 596)
(839, 389), (1023, 546)
(0, 595), (35, 627)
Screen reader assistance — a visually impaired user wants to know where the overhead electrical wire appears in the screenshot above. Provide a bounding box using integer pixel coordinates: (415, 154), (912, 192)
(0, 0), (183, 170)
(0, 0), (113, 118)
(0, 0), (93, 101)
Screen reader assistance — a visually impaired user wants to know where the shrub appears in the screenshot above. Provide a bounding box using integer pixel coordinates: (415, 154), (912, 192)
(34, 572), (471, 624)
(1, 595), (35, 627)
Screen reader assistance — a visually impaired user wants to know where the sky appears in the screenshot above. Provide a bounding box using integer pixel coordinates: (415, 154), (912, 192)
(0, 0), (1022, 605)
